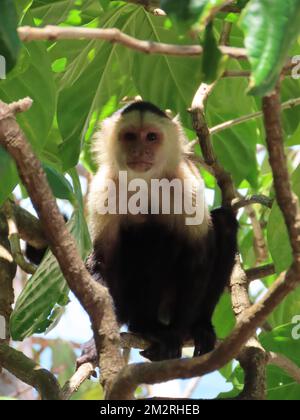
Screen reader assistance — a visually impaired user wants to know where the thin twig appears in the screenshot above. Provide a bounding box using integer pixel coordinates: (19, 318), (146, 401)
(61, 362), (96, 400)
(232, 195), (273, 211)
(245, 264), (276, 282)
(3, 201), (36, 275)
(0, 211), (16, 343)
(211, 97), (300, 136)
(269, 353), (300, 384)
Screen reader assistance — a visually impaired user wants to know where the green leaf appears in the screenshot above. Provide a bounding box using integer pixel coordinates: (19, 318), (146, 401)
(51, 340), (76, 385)
(132, 10), (204, 128)
(10, 205), (91, 340)
(267, 164), (300, 274)
(260, 324), (300, 399)
(57, 5), (134, 169)
(14, 0), (34, 23)
(241, 0), (300, 96)
(161, 0), (231, 29)
(281, 78), (300, 139)
(30, 0), (103, 27)
(266, 365), (300, 400)
(207, 76), (259, 188)
(0, 0), (21, 72)
(0, 41), (56, 153)
(213, 293), (235, 339)
(202, 22), (222, 83)
(268, 287), (300, 328)
(42, 164), (75, 202)
(0, 147), (18, 205)
(98, 0), (110, 10)
(267, 203), (292, 274)
(260, 324), (300, 366)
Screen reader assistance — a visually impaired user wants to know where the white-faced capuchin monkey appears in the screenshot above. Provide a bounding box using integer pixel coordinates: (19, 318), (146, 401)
(81, 101), (238, 363)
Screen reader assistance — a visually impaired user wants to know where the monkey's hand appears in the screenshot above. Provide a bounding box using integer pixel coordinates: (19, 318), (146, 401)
(140, 335), (182, 362)
(76, 338), (98, 372)
(193, 325), (216, 357)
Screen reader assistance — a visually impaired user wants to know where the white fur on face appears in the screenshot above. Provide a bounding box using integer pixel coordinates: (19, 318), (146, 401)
(92, 110), (188, 180)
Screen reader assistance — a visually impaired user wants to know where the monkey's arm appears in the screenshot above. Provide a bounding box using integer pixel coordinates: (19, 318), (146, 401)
(25, 214), (69, 266)
(193, 207), (238, 356)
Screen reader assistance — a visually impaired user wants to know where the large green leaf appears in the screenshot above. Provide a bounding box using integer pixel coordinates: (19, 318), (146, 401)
(268, 286), (300, 328)
(43, 164), (75, 202)
(0, 42), (56, 153)
(30, 0), (102, 26)
(241, 0), (300, 96)
(132, 10), (204, 128)
(0, 0), (20, 72)
(281, 78), (300, 140)
(14, 0), (33, 22)
(267, 165), (300, 327)
(267, 164), (300, 274)
(10, 205), (91, 341)
(260, 324), (300, 399)
(57, 5), (135, 169)
(260, 324), (300, 366)
(202, 22), (223, 84)
(207, 76), (259, 188)
(266, 365), (300, 400)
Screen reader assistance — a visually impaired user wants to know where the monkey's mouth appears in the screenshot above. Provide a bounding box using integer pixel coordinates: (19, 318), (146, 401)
(127, 161), (153, 172)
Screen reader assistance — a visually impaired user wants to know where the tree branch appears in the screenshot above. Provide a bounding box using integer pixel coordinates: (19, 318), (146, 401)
(61, 362), (96, 400)
(0, 211), (16, 343)
(0, 343), (61, 400)
(223, 61), (296, 79)
(229, 257), (268, 400)
(236, 342), (268, 400)
(245, 264), (276, 282)
(17, 25), (247, 59)
(0, 98), (124, 398)
(263, 88), (300, 261)
(3, 201), (36, 274)
(232, 195), (273, 211)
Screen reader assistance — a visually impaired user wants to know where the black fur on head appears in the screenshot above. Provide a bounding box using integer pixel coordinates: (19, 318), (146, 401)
(121, 101), (169, 119)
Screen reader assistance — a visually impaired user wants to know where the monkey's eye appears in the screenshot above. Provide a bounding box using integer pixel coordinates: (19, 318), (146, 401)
(123, 132), (137, 141)
(146, 132), (158, 142)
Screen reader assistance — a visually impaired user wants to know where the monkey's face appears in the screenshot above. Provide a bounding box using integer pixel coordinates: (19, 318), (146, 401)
(116, 112), (167, 174)
(118, 125), (163, 173)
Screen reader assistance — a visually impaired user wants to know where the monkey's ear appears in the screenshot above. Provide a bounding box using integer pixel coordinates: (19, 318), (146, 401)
(172, 114), (181, 123)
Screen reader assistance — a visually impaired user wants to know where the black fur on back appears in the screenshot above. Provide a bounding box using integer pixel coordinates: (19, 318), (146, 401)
(87, 207), (238, 361)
